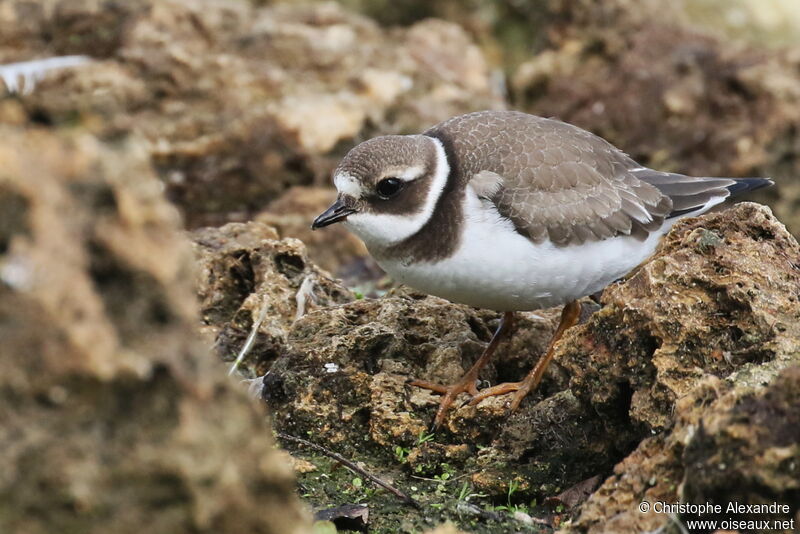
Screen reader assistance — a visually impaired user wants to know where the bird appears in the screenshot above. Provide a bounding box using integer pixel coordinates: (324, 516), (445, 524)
(311, 110), (773, 428)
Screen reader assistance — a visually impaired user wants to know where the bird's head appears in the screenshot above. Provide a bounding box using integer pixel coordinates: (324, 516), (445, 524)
(311, 135), (450, 250)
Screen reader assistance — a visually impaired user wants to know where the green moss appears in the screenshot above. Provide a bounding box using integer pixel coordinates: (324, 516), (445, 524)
(288, 449), (549, 533)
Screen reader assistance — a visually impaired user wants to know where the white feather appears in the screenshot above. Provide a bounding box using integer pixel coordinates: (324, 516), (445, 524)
(377, 187), (681, 311)
(333, 172), (363, 198)
(470, 170), (504, 198)
(394, 165), (425, 181)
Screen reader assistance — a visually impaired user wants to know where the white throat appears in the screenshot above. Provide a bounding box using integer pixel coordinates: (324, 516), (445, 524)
(343, 136), (450, 250)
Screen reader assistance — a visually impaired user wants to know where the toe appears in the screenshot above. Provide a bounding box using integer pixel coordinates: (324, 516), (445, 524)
(408, 379), (450, 394)
(468, 382), (522, 406)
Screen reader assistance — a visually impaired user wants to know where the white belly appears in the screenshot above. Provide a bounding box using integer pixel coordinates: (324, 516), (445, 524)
(375, 191), (674, 311)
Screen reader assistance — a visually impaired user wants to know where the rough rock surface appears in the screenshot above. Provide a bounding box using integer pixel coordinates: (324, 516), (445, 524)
(560, 203), (800, 430)
(254, 186), (377, 280)
(0, 126), (311, 534)
(569, 365), (800, 533)
(559, 202), (800, 532)
(5, 1), (800, 532)
(1, 0), (502, 227)
(192, 220), (353, 376)
(198, 199), (799, 532)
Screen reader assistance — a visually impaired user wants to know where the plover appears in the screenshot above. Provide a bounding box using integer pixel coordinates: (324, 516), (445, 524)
(311, 110), (772, 428)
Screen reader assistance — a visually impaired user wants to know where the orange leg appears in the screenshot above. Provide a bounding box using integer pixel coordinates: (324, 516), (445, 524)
(469, 300), (581, 411)
(410, 311), (515, 429)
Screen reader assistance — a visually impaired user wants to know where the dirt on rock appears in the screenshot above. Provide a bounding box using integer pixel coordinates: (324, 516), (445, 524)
(0, 126), (311, 534)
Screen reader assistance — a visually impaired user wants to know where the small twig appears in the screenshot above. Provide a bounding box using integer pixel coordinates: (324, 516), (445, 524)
(228, 298), (269, 376)
(277, 432), (421, 509)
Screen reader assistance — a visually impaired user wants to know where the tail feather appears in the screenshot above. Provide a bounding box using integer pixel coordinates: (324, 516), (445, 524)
(632, 169), (773, 220)
(725, 177), (774, 196)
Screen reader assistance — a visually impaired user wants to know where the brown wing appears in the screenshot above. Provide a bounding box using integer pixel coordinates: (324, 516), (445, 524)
(427, 111), (673, 245)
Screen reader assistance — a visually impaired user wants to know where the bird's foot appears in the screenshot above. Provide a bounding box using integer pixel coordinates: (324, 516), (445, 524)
(408, 377), (481, 429)
(409, 311), (515, 429)
(411, 374), (533, 428)
(470, 299), (582, 413)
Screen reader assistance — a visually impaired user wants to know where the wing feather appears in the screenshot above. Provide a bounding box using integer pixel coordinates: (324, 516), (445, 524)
(481, 118), (670, 245)
(425, 111), (755, 246)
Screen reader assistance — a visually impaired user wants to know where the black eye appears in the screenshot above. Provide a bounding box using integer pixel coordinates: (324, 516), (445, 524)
(376, 178), (403, 199)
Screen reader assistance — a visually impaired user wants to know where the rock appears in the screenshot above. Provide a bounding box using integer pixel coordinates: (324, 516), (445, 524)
(560, 203), (800, 532)
(266, 287), (569, 450)
(289, 456), (319, 475)
(3, 0), (502, 226)
(559, 202), (800, 432)
(681, 366), (800, 523)
(263, 282), (626, 502)
(254, 186), (377, 280)
(253, 202), (800, 530)
(0, 125), (311, 534)
(191, 220), (353, 376)
(562, 433), (680, 533)
(568, 366), (800, 533)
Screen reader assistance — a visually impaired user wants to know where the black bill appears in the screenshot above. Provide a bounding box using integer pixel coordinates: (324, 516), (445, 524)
(311, 198), (357, 229)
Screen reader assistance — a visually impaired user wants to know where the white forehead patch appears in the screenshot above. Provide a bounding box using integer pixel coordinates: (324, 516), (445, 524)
(333, 172), (362, 197)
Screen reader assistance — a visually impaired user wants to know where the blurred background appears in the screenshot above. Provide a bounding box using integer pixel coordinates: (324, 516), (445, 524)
(1, 0), (798, 281)
(2, 2), (799, 533)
